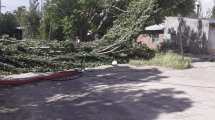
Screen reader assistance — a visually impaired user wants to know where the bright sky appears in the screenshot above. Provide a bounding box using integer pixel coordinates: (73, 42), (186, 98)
(199, 0), (215, 17)
(2, 0), (29, 13)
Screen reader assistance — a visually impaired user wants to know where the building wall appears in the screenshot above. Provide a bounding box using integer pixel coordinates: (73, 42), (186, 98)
(208, 24), (215, 54)
(165, 17), (210, 40)
(137, 34), (164, 50)
(164, 17), (210, 54)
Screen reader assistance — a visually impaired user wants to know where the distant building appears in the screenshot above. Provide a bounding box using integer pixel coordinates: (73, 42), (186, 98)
(137, 17), (215, 54)
(15, 27), (24, 40)
(137, 24), (164, 49)
(164, 17), (215, 54)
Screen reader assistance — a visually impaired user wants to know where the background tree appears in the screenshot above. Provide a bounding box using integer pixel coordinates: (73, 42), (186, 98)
(27, 0), (41, 38)
(211, 6), (215, 18)
(14, 6), (28, 26)
(13, 0), (41, 39)
(14, 6), (28, 38)
(0, 12), (18, 37)
(42, 0), (131, 41)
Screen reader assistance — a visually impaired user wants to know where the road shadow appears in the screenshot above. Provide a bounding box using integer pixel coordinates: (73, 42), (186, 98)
(0, 66), (193, 120)
(185, 54), (215, 63)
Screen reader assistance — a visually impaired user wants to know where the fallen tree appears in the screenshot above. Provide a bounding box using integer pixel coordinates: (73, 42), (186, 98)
(94, 0), (195, 55)
(0, 0), (195, 75)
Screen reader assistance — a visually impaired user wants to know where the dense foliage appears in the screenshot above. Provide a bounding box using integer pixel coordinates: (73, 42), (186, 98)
(0, 39), (111, 75)
(212, 6), (215, 18)
(0, 13), (18, 37)
(0, 0), (196, 74)
(42, 0), (131, 41)
(1, 0), (195, 41)
(0, 0), (41, 39)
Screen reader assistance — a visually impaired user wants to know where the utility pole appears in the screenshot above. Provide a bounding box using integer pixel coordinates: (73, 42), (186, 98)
(41, 0), (43, 12)
(0, 0), (6, 14)
(40, 0), (44, 17)
(0, 0), (2, 14)
(178, 16), (185, 60)
(195, 0), (200, 18)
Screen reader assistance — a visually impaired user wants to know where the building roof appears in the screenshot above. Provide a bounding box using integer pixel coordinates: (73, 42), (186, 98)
(16, 27), (25, 30)
(208, 19), (215, 24)
(165, 16), (215, 24)
(145, 24), (164, 31)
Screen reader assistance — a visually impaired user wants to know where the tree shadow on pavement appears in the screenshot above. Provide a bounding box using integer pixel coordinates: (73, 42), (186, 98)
(0, 66), (193, 120)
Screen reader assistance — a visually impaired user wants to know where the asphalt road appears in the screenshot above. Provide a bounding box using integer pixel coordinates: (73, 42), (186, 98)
(1, 63), (215, 120)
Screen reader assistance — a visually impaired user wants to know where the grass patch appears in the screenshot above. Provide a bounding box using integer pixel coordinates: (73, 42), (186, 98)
(129, 52), (191, 69)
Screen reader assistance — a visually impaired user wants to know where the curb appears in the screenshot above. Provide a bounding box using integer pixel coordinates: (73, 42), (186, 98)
(0, 70), (81, 86)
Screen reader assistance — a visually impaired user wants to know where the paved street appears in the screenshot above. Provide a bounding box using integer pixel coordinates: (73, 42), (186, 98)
(1, 62), (215, 120)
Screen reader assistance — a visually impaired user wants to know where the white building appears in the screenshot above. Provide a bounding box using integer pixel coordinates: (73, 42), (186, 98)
(164, 17), (215, 54)
(197, 0), (215, 18)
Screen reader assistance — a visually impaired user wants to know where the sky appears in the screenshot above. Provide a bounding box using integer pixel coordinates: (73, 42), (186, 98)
(199, 0), (215, 17)
(1, 0), (29, 13)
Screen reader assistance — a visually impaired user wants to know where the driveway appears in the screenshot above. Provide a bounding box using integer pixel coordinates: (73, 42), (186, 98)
(0, 62), (215, 120)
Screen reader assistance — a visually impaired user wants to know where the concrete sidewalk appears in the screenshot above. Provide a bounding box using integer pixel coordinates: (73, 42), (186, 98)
(0, 62), (215, 120)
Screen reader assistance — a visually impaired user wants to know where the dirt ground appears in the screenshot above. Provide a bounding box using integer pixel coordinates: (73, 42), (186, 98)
(1, 62), (215, 120)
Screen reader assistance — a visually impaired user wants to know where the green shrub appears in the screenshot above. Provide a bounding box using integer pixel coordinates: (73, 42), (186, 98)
(128, 43), (155, 60)
(129, 52), (191, 69)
